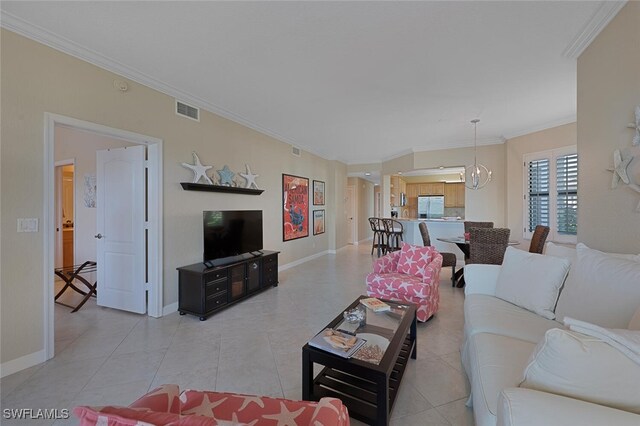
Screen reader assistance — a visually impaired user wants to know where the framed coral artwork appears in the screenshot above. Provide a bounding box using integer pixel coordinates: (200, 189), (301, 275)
(282, 174), (309, 241)
(313, 210), (325, 235)
(313, 180), (325, 205)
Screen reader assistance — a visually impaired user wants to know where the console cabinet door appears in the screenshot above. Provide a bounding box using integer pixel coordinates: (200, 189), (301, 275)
(229, 265), (246, 301)
(246, 260), (261, 294)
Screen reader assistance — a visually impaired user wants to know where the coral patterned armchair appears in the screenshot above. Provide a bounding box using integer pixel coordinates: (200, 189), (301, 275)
(366, 242), (442, 322)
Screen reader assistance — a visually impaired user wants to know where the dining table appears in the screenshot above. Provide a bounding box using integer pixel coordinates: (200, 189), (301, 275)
(436, 236), (519, 288)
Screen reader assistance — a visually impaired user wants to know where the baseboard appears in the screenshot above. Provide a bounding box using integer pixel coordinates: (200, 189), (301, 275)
(279, 250), (329, 271)
(162, 302), (178, 316)
(328, 244), (351, 254)
(0, 349), (46, 378)
(358, 237), (373, 245)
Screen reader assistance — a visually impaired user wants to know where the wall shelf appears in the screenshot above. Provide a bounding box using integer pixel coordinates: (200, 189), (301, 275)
(180, 182), (264, 195)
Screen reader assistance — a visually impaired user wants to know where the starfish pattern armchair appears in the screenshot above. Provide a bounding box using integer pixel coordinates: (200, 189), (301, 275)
(365, 242), (442, 322)
(74, 384), (349, 425)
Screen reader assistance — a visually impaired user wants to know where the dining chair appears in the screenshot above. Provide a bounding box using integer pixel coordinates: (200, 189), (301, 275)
(383, 218), (403, 252)
(463, 221), (494, 233)
(528, 225), (550, 254)
(467, 227), (511, 265)
(418, 222), (458, 286)
(368, 217), (387, 256)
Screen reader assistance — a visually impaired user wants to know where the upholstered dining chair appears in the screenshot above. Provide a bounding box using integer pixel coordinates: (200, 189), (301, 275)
(382, 218), (403, 252)
(368, 217), (387, 256)
(418, 222), (458, 286)
(467, 227), (511, 265)
(529, 225), (550, 254)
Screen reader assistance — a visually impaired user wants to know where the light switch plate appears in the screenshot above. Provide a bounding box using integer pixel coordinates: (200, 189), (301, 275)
(17, 218), (39, 232)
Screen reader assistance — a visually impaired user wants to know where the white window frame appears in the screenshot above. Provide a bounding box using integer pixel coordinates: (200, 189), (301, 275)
(523, 145), (577, 244)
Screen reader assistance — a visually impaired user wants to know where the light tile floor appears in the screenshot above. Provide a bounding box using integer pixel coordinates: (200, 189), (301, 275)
(1, 244), (473, 425)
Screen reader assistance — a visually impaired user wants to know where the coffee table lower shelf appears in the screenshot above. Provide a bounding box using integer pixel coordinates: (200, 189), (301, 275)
(306, 335), (415, 426)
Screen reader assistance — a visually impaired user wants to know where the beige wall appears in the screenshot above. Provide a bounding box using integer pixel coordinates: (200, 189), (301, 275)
(577, 2), (640, 253)
(505, 123), (577, 245)
(0, 29), (348, 366)
(412, 144), (506, 225)
(347, 177), (375, 242)
(401, 173), (462, 184)
(55, 126), (137, 265)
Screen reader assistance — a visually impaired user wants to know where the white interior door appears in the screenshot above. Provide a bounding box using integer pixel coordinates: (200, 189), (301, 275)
(96, 146), (146, 313)
(346, 185), (356, 244)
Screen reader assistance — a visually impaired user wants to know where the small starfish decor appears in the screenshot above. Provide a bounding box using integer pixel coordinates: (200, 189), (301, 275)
(217, 165), (235, 186)
(239, 164), (260, 189)
(607, 149), (632, 188)
(181, 152), (213, 184)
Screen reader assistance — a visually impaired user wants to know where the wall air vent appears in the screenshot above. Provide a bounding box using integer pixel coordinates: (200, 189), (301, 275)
(175, 100), (199, 121)
(291, 146), (301, 157)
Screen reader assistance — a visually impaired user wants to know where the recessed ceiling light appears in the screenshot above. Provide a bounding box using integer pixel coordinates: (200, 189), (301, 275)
(365, 172), (371, 176)
(397, 171), (403, 175)
(439, 166), (445, 170)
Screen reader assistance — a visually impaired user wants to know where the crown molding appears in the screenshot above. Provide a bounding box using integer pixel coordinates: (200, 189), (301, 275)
(502, 115), (576, 140)
(562, 1), (627, 59)
(0, 11), (331, 157)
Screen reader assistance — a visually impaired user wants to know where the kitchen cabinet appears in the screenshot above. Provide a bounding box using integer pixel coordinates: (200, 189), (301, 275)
(390, 175), (407, 206)
(418, 182), (445, 195)
(444, 183), (465, 208)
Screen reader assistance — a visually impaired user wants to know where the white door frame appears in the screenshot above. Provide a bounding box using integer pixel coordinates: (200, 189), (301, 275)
(43, 113), (164, 361)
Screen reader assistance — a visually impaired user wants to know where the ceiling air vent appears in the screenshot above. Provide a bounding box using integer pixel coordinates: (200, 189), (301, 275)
(291, 146), (301, 157)
(175, 100), (199, 121)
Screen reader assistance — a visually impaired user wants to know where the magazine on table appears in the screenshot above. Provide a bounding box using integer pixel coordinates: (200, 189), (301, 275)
(360, 297), (391, 312)
(308, 328), (367, 358)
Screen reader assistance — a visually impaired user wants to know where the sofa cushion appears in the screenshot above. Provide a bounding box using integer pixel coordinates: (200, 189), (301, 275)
(494, 247), (570, 320)
(520, 328), (640, 414)
(497, 388), (640, 426)
(555, 243), (640, 328)
(396, 242), (435, 278)
(468, 333), (536, 426)
(129, 384), (181, 414)
(73, 406), (219, 425)
(464, 295), (561, 345)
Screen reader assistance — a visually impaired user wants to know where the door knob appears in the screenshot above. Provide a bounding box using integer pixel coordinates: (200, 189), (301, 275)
(94, 233), (103, 239)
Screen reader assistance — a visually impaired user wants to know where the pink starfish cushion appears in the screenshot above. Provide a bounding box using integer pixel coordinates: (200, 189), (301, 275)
(396, 242), (435, 279)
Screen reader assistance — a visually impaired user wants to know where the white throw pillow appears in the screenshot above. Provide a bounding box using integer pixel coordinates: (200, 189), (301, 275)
(520, 328), (640, 414)
(494, 247), (570, 320)
(555, 243), (640, 328)
(629, 305), (640, 330)
(544, 241), (576, 261)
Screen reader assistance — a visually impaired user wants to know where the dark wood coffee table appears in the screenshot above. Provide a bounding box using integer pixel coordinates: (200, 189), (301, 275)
(302, 296), (417, 426)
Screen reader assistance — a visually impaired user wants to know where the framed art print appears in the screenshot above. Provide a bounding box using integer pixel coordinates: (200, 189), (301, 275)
(313, 180), (325, 205)
(282, 174), (309, 241)
(313, 210), (325, 235)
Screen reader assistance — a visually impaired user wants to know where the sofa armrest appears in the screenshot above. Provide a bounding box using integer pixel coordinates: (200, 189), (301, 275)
(497, 388), (640, 426)
(309, 397), (349, 426)
(373, 250), (401, 274)
(464, 264), (501, 296)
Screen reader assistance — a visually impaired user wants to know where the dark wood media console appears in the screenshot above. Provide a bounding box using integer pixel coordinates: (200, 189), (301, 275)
(177, 250), (279, 320)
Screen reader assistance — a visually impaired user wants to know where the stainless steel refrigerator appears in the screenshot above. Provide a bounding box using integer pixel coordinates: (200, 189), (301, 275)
(417, 195), (445, 219)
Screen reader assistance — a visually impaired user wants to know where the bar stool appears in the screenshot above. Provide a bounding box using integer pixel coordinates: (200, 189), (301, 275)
(383, 219), (403, 252)
(368, 217), (387, 256)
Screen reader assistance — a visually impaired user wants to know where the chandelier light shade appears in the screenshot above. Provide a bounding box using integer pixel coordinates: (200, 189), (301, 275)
(460, 119), (492, 190)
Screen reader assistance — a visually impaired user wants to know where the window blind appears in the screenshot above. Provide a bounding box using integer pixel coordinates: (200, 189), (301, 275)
(556, 153), (578, 235)
(527, 159), (550, 232)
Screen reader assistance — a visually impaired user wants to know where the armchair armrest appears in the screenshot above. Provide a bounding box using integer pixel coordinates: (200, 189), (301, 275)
(421, 252), (442, 285)
(498, 388), (640, 426)
(464, 264), (501, 296)
(373, 250), (401, 274)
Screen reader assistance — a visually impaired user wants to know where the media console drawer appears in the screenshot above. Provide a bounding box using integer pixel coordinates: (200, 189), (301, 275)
(177, 250), (280, 321)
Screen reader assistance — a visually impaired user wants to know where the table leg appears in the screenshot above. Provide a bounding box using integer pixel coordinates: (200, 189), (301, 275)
(375, 375), (390, 426)
(302, 349), (313, 401)
(410, 311), (417, 359)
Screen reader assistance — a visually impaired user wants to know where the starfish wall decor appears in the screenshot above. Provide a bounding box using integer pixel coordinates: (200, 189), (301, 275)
(629, 105), (640, 146)
(239, 164), (260, 189)
(181, 152), (213, 184)
(607, 108), (640, 211)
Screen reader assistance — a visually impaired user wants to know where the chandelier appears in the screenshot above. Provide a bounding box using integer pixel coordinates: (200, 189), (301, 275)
(460, 119), (492, 190)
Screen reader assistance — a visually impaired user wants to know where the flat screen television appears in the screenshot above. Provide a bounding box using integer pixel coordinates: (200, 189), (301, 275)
(203, 210), (263, 264)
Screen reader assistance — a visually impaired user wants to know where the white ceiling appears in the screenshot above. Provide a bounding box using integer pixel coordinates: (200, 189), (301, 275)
(1, 1), (623, 164)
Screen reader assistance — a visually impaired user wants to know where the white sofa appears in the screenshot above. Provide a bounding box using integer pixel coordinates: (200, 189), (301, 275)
(461, 243), (640, 426)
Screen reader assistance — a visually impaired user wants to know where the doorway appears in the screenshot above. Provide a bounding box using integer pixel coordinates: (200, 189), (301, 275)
(44, 113), (163, 361)
(55, 161), (75, 269)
